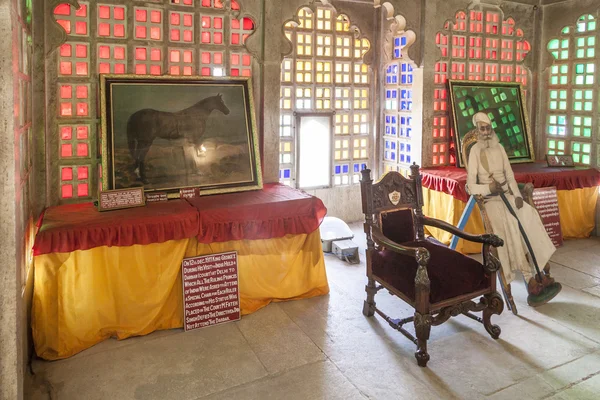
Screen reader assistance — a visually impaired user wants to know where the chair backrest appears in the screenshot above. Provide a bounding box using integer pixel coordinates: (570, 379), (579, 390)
(461, 130), (479, 170)
(360, 164), (425, 243)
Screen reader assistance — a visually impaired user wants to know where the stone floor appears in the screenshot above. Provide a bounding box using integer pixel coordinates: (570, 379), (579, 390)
(26, 224), (600, 400)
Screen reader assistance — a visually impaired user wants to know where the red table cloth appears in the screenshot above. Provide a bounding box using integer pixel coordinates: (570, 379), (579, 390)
(33, 200), (199, 256)
(421, 162), (600, 202)
(185, 183), (327, 243)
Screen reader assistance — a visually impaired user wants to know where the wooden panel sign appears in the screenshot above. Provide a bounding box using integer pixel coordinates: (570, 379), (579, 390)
(532, 187), (563, 248)
(182, 251), (240, 332)
(145, 192), (168, 203)
(98, 187), (145, 211)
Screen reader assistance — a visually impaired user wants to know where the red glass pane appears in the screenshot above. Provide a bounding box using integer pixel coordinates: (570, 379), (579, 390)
(136, 9), (147, 22)
(60, 44), (72, 57)
(184, 30), (193, 42)
(231, 53), (239, 65)
(215, 0), (223, 8)
(76, 126), (88, 139)
(183, 51), (192, 63)
(202, 0), (211, 6)
(151, 11), (161, 23)
(99, 6), (110, 19)
(99, 63), (110, 74)
(60, 103), (72, 116)
(76, 103), (88, 116)
(77, 143), (88, 157)
(183, 14), (193, 27)
(76, 85), (88, 98)
(114, 47), (125, 60)
(171, 13), (180, 25)
(183, 66), (192, 76)
(62, 184), (73, 198)
(61, 126), (72, 140)
(202, 32), (210, 43)
(78, 166), (89, 180)
(202, 52), (210, 64)
(75, 22), (87, 35)
(136, 26), (147, 39)
(242, 55), (251, 66)
(202, 16), (211, 28)
(114, 7), (125, 20)
(243, 18), (254, 30)
(231, 69), (239, 76)
(151, 49), (161, 61)
(150, 65), (161, 75)
(135, 64), (147, 74)
(214, 32), (222, 44)
(75, 4), (87, 17)
(60, 85), (72, 98)
(214, 17), (222, 29)
(115, 64), (125, 74)
(231, 0), (240, 10)
(61, 167), (73, 181)
(202, 67), (211, 75)
(61, 143), (72, 157)
(242, 69), (251, 77)
(78, 184), (89, 197)
(54, 4), (70, 15)
(170, 66), (180, 75)
(150, 27), (161, 40)
(214, 52), (222, 64)
(57, 20), (71, 34)
(170, 51), (180, 63)
(136, 47), (147, 60)
(231, 34), (239, 45)
(76, 44), (87, 58)
(98, 23), (110, 36)
(231, 19), (240, 29)
(114, 24), (125, 37)
(60, 62), (72, 75)
(171, 29), (181, 41)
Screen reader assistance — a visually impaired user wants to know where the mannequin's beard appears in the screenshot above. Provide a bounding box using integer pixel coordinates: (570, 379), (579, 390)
(477, 132), (500, 149)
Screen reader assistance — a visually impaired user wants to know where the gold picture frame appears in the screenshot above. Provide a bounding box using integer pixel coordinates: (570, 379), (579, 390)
(448, 80), (535, 168)
(100, 75), (263, 196)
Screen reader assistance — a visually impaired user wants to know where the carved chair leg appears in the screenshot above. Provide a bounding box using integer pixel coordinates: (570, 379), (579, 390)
(499, 273), (518, 316)
(362, 278), (377, 317)
(482, 293), (504, 339)
(414, 312), (432, 367)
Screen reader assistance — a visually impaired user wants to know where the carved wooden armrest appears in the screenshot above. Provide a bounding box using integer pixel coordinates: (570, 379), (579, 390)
(421, 216), (504, 247)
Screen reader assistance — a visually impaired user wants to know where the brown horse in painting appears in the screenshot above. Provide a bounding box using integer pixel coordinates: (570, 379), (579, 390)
(126, 93), (230, 183)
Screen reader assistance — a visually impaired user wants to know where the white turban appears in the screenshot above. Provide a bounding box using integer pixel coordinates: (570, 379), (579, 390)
(473, 112), (491, 126)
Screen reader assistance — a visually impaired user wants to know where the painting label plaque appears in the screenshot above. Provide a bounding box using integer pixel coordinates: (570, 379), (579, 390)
(532, 187), (563, 248)
(180, 187), (200, 199)
(145, 192), (169, 203)
(98, 187), (145, 211)
(182, 251), (240, 332)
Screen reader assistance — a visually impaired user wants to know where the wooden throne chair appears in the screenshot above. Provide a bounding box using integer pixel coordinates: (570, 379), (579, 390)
(360, 165), (505, 367)
(461, 131), (554, 315)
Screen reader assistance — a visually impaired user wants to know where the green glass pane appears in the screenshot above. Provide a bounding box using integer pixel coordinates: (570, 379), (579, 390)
(582, 155), (590, 164)
(558, 141), (565, 150)
(560, 101), (567, 109)
(584, 102), (593, 111)
(562, 27), (570, 34)
(514, 126), (520, 134)
(584, 128), (591, 137)
(550, 76), (558, 85)
(574, 116), (582, 125)
(552, 50), (559, 59)
(562, 39), (569, 48)
(560, 91), (567, 99)
(499, 93), (507, 102)
(578, 22), (586, 32)
(549, 115), (557, 123)
(589, 21), (596, 31)
(509, 114), (516, 122)
(585, 90), (593, 99)
(574, 102), (582, 111)
(573, 143), (581, 151)
(587, 64), (595, 72)
(574, 128), (581, 136)
(584, 117), (592, 126)
(561, 65), (568, 73)
(561, 50), (569, 59)
(588, 37), (595, 45)
(548, 39), (559, 50)
(583, 143), (591, 152)
(548, 140), (556, 148)
(587, 49), (595, 57)
(576, 76), (584, 85)
(550, 91), (557, 99)
(573, 154), (581, 162)
(548, 150), (556, 155)
(586, 76), (594, 84)
(550, 102), (557, 110)
(578, 37), (585, 46)
(560, 76), (568, 84)
(548, 126), (557, 135)
(575, 91), (583, 99)
(577, 49), (585, 58)
(576, 64), (585, 73)
(558, 116), (566, 124)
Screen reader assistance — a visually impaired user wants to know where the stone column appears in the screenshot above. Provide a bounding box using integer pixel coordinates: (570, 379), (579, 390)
(0, 2), (22, 399)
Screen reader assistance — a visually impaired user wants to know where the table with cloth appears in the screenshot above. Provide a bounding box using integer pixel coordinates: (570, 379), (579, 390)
(32, 184), (329, 360)
(420, 162), (600, 254)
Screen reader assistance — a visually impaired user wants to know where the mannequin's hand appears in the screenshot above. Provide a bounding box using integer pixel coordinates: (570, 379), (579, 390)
(515, 197), (524, 209)
(488, 181), (503, 194)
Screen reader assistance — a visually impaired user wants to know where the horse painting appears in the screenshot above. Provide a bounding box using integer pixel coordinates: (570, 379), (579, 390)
(126, 93), (230, 183)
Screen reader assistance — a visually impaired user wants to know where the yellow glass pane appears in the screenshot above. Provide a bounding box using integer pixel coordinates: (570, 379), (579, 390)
(342, 151), (348, 159)
(361, 139), (367, 146)
(354, 150), (359, 158)
(335, 151), (340, 160)
(361, 150), (367, 158)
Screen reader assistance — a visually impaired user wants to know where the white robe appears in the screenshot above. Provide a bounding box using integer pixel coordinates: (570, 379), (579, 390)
(465, 138), (556, 283)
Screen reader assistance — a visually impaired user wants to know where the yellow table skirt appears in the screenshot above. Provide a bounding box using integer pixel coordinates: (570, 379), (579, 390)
(32, 230), (329, 360)
(422, 187), (598, 254)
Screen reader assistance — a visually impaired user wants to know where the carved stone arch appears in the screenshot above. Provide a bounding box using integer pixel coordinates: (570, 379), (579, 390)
(46, 0), (81, 56)
(379, 2), (418, 66)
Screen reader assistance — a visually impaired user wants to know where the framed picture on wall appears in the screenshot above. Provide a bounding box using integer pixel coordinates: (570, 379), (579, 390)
(448, 80), (535, 168)
(100, 75), (263, 196)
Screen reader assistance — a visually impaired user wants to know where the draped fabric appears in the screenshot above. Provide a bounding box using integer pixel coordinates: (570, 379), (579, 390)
(421, 162), (600, 203)
(32, 231), (328, 361)
(422, 187), (598, 254)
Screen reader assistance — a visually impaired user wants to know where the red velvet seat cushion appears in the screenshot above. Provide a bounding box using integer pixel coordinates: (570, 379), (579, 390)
(371, 240), (490, 304)
(381, 209), (415, 245)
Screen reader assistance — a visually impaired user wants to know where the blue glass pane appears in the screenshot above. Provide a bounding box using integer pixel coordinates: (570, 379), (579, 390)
(401, 75), (407, 84)
(400, 154), (405, 162)
(335, 165), (341, 174)
(407, 128), (412, 137)
(395, 37), (401, 46)
(401, 37), (407, 46)
(391, 153), (396, 160)
(392, 116), (397, 123)
(408, 75), (413, 84)
(284, 169), (291, 178)
(391, 126), (397, 135)
(354, 164), (360, 172)
(394, 49), (400, 58)
(392, 65), (398, 74)
(362, 163), (367, 170)
(407, 144), (411, 152)
(342, 165), (349, 173)
(386, 115), (391, 123)
(407, 155), (411, 163)
(385, 141), (390, 149)
(391, 142), (396, 150)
